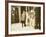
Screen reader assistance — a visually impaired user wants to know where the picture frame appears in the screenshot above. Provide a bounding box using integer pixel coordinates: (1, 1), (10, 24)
(5, 1), (45, 36)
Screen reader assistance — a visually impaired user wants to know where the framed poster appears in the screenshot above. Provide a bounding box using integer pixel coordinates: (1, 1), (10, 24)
(5, 1), (45, 36)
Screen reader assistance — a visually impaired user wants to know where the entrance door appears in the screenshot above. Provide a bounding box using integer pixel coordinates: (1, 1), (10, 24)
(11, 6), (19, 24)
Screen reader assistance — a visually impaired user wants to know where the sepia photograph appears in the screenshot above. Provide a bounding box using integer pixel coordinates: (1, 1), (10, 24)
(11, 6), (41, 30)
(7, 1), (45, 36)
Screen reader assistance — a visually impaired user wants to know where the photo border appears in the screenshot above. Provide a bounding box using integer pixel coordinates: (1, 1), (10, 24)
(5, 1), (45, 37)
